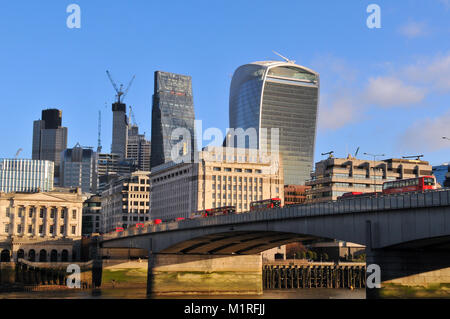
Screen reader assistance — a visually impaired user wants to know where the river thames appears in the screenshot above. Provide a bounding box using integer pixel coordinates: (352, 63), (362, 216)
(0, 288), (365, 299)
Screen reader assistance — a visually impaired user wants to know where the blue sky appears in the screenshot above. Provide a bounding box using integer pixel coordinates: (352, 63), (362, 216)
(0, 0), (449, 166)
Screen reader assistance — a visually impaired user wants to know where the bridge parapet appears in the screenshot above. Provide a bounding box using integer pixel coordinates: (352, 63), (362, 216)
(101, 189), (450, 243)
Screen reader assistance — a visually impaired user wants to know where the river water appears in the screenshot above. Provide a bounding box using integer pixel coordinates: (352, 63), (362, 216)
(0, 288), (365, 299)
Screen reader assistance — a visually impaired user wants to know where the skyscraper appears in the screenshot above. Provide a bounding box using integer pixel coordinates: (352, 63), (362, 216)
(228, 60), (319, 185)
(32, 109), (68, 185)
(111, 102), (128, 160)
(150, 71), (197, 169)
(60, 143), (98, 193)
(127, 124), (151, 172)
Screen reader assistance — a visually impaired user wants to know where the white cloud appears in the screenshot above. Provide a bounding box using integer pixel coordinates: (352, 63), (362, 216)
(364, 76), (426, 107)
(397, 111), (450, 152)
(398, 21), (429, 38)
(318, 94), (364, 131)
(439, 0), (450, 9)
(404, 53), (450, 92)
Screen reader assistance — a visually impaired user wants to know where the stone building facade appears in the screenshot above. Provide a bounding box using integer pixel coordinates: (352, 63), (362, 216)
(305, 155), (433, 203)
(101, 171), (150, 233)
(150, 147), (284, 221)
(0, 188), (83, 262)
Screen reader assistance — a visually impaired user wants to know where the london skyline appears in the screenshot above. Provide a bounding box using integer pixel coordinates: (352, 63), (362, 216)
(0, 1), (449, 167)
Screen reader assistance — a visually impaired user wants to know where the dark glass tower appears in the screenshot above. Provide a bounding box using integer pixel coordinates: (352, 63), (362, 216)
(229, 61), (319, 185)
(151, 71), (196, 168)
(32, 108), (68, 185)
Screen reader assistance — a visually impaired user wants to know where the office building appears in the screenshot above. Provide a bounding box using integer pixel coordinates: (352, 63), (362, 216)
(284, 185), (310, 206)
(0, 159), (54, 193)
(96, 153), (136, 193)
(111, 102), (128, 160)
(432, 163), (450, 187)
(228, 60), (319, 185)
(305, 155), (433, 203)
(0, 188), (83, 262)
(127, 124), (151, 172)
(101, 171), (150, 233)
(32, 109), (68, 185)
(150, 147), (284, 221)
(60, 143), (97, 193)
(150, 71), (197, 169)
(82, 194), (102, 235)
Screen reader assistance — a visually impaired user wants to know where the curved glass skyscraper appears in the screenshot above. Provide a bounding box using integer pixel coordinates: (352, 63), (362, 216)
(229, 61), (319, 185)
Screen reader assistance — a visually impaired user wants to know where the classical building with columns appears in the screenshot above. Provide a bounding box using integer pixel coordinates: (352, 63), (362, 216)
(0, 188), (83, 263)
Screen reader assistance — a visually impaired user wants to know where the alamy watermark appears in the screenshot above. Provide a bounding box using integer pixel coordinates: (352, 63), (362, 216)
(66, 4), (81, 29)
(66, 264), (81, 288)
(366, 4), (381, 29)
(366, 263), (381, 288)
(168, 121), (281, 174)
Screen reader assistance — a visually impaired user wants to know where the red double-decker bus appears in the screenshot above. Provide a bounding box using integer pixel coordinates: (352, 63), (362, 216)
(191, 206), (236, 218)
(337, 191), (379, 200)
(250, 198), (282, 211)
(382, 176), (436, 194)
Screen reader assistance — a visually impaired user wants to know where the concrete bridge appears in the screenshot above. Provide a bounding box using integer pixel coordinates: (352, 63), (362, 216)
(99, 188), (450, 297)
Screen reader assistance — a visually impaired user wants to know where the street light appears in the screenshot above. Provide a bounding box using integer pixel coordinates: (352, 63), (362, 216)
(443, 137), (450, 141)
(364, 152), (385, 194)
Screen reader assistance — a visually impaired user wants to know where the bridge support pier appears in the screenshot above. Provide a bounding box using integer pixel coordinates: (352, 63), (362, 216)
(147, 253), (263, 296)
(366, 249), (450, 298)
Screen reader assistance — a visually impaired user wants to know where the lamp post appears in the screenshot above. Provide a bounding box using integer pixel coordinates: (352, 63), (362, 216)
(363, 152), (385, 194)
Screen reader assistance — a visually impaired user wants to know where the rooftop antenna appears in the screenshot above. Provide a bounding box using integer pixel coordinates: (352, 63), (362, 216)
(15, 148), (23, 158)
(354, 147), (360, 157)
(273, 51), (296, 64)
(97, 110), (102, 153)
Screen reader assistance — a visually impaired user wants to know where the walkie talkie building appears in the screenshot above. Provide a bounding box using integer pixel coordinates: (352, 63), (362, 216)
(151, 71), (197, 169)
(229, 61), (319, 185)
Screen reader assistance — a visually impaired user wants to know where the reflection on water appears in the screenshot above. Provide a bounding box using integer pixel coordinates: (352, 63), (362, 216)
(0, 288), (365, 299)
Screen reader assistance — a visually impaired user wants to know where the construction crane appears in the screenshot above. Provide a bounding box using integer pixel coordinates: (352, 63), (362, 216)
(321, 151), (334, 158)
(129, 105), (138, 126)
(106, 70), (136, 104)
(97, 110), (102, 153)
(15, 148), (22, 158)
(402, 155), (424, 161)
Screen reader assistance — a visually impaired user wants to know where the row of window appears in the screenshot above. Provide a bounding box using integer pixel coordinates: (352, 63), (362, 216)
(5, 224), (77, 235)
(152, 169), (190, 183)
(125, 186), (150, 191)
(212, 194), (263, 200)
(11, 207), (77, 219)
(212, 176), (263, 183)
(213, 167), (262, 173)
(212, 184), (263, 191)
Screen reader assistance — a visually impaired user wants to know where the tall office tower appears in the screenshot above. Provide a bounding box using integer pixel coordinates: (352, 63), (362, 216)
(150, 71), (197, 169)
(111, 102), (128, 160)
(228, 60), (319, 185)
(32, 109), (68, 185)
(96, 153), (135, 193)
(127, 124), (151, 172)
(0, 159), (54, 193)
(60, 143), (98, 193)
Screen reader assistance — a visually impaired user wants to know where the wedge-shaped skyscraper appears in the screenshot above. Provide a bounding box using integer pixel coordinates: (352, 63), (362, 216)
(229, 60), (319, 185)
